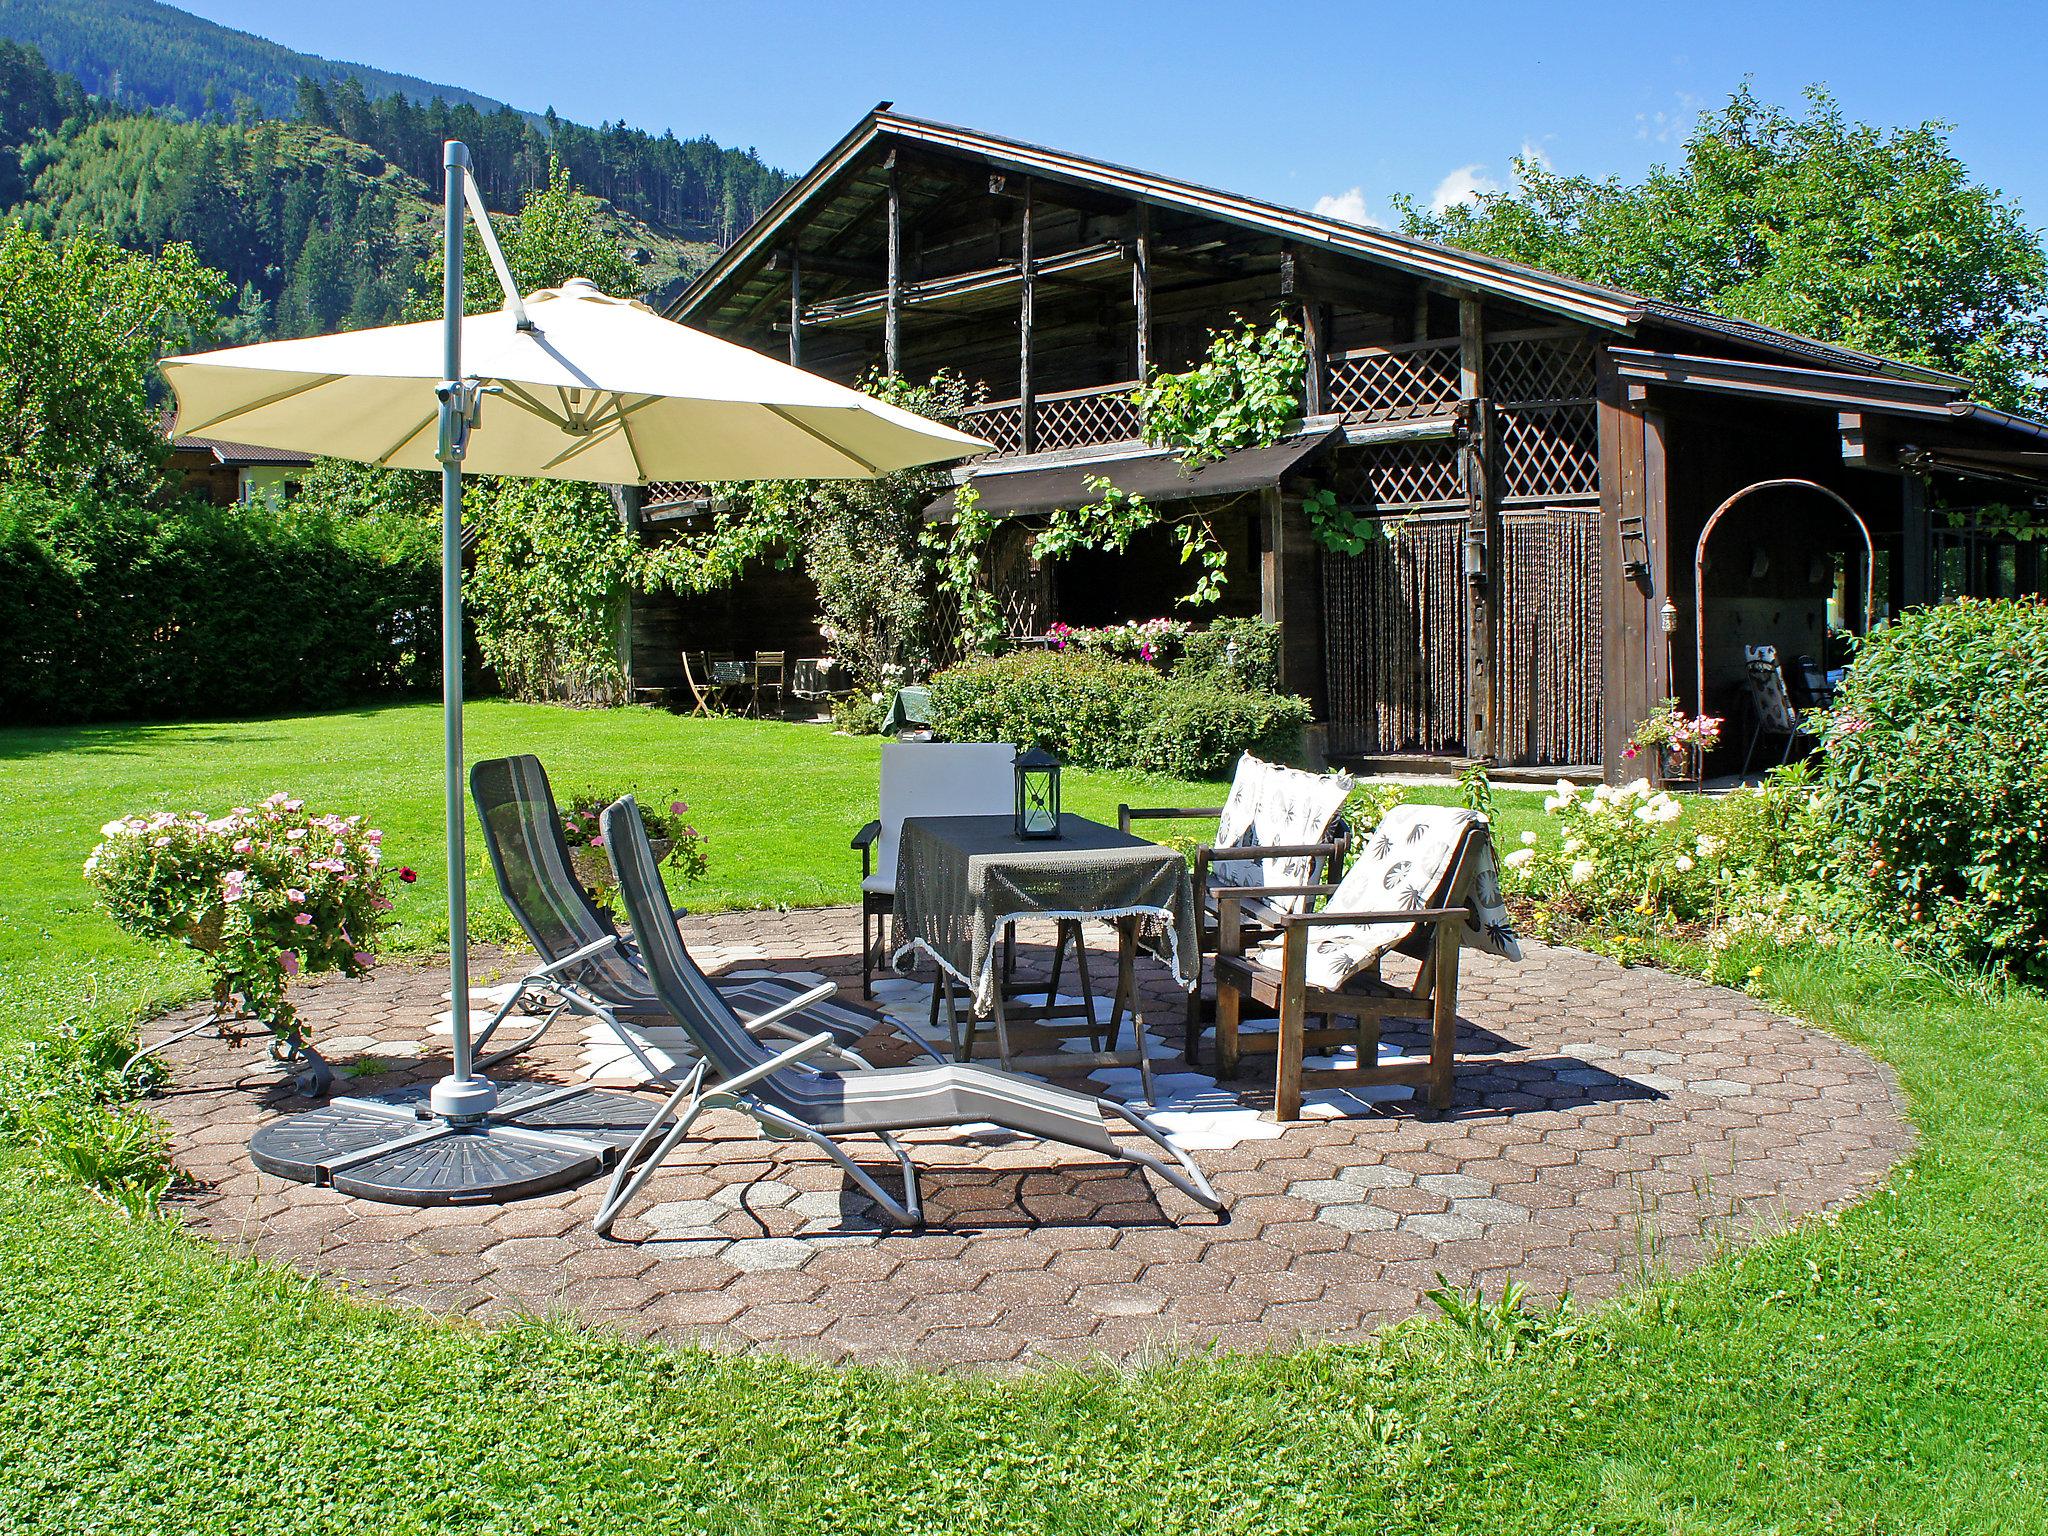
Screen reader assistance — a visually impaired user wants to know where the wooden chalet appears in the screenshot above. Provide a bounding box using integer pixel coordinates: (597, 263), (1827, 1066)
(637, 105), (2048, 777)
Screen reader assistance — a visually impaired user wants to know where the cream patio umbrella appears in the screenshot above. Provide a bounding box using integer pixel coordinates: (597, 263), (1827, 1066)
(161, 141), (988, 1206)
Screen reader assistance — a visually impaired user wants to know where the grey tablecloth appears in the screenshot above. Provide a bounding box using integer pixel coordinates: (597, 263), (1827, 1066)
(889, 813), (1198, 1012)
(880, 685), (933, 734)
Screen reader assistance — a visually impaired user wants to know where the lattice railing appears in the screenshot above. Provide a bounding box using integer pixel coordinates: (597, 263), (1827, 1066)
(1329, 440), (1465, 511)
(1499, 404), (1599, 502)
(644, 481), (712, 509)
(1035, 382), (1142, 452)
(1326, 340), (1460, 422)
(960, 382), (1142, 459)
(1490, 334), (1597, 407)
(959, 398), (1024, 457)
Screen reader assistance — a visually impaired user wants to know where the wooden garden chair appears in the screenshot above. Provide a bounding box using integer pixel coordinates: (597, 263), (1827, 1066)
(1120, 753), (1354, 1063)
(751, 650), (787, 717)
(679, 651), (721, 717)
(1210, 805), (1517, 1119)
(1741, 644), (1814, 772)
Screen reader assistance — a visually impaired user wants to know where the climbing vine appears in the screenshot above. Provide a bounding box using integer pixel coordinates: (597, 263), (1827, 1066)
(932, 315), (1309, 624)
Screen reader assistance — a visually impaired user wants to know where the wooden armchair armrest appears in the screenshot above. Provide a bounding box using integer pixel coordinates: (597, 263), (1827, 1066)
(1202, 839), (1347, 866)
(1118, 803), (1226, 833)
(1213, 884), (1340, 958)
(1272, 905), (1472, 929)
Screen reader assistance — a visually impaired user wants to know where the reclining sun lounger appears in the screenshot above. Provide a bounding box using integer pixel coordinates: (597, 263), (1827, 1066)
(592, 794), (1225, 1234)
(470, 754), (942, 1081)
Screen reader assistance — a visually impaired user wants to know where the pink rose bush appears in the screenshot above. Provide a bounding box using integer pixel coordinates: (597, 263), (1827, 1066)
(84, 794), (392, 1051)
(556, 790), (709, 895)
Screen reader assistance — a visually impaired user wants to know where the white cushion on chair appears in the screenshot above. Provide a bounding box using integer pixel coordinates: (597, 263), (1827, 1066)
(873, 741), (1018, 892)
(1251, 804), (1520, 991)
(1207, 753), (1354, 913)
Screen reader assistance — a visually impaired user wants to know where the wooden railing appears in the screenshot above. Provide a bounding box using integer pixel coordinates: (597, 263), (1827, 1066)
(961, 380), (1143, 459)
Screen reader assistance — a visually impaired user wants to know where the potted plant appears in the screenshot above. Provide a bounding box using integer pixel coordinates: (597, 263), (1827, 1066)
(557, 793), (708, 906)
(1626, 700), (1724, 788)
(85, 794), (396, 1094)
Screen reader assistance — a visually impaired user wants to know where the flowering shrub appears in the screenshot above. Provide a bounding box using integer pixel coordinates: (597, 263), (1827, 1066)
(1626, 700), (1724, 760)
(85, 794), (391, 1051)
(1814, 596), (2048, 977)
(1043, 618), (1192, 667)
(558, 793), (708, 884)
(1502, 770), (1840, 953)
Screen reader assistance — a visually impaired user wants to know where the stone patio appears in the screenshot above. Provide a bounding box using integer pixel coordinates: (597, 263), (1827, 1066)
(152, 907), (1913, 1370)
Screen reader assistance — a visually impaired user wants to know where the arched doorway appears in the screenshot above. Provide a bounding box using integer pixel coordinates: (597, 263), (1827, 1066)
(1691, 478), (1875, 722)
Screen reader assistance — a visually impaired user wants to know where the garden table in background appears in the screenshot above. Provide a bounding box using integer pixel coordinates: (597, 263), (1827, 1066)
(889, 813), (1197, 1103)
(880, 685), (933, 735)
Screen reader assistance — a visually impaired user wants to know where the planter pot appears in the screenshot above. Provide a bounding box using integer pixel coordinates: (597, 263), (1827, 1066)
(1660, 744), (1702, 789)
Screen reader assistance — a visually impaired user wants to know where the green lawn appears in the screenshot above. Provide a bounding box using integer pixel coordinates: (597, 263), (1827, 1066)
(3, 705), (2044, 1533)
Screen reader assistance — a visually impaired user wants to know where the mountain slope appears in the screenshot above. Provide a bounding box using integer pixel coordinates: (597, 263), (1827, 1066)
(0, 0), (523, 120)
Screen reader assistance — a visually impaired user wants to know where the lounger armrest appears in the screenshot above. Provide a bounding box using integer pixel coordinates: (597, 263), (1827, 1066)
(718, 1030), (841, 1097)
(533, 933), (628, 978)
(1272, 905), (1472, 929)
(732, 980), (840, 1037)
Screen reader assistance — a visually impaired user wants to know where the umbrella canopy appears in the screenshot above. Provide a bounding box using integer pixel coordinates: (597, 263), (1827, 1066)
(162, 278), (990, 483)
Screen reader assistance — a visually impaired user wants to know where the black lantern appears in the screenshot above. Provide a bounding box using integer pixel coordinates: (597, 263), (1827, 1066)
(1012, 746), (1062, 839)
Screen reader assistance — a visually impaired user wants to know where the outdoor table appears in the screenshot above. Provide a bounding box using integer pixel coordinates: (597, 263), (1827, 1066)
(889, 812), (1197, 1102)
(709, 657), (753, 712)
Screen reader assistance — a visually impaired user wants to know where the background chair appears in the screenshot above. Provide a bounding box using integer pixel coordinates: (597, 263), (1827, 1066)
(751, 650), (786, 717)
(852, 740), (1017, 996)
(1742, 644), (1815, 771)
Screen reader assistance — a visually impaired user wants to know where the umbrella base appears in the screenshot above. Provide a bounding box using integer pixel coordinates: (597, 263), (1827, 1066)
(250, 1079), (661, 1207)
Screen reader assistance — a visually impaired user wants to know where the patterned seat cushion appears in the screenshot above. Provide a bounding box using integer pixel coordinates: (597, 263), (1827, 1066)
(1251, 804), (1521, 991)
(1206, 754), (1355, 915)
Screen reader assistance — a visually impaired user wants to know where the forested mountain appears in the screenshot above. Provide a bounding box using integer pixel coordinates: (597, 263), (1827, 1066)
(0, 26), (789, 339)
(0, 0), (524, 121)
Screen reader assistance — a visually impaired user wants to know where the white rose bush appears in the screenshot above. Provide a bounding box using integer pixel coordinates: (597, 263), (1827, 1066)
(85, 795), (394, 1072)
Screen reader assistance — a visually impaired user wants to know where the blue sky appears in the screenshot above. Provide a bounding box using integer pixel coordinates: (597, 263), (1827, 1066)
(179, 0), (2048, 227)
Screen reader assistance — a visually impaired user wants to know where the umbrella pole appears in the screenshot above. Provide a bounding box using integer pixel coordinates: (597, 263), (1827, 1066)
(430, 140), (494, 1123)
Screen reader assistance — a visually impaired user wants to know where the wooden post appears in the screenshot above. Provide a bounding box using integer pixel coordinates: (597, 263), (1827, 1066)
(1901, 472), (1931, 607)
(1595, 352), (1655, 777)
(1457, 295), (1498, 762)
(1302, 302), (1328, 418)
(1019, 179), (1036, 454)
(609, 484), (644, 697)
(1132, 202), (1152, 381)
(786, 248), (802, 367)
(884, 151), (901, 376)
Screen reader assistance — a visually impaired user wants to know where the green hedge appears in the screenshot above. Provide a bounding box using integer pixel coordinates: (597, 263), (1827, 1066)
(929, 651), (1310, 778)
(0, 484), (441, 723)
(1819, 597), (2048, 977)
(1177, 616), (1281, 693)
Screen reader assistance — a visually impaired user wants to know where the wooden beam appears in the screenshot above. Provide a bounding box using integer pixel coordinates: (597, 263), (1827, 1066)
(1901, 472), (1932, 607)
(1132, 203), (1152, 381)
(884, 151), (902, 375)
(1596, 352), (1652, 778)
(786, 249), (802, 366)
(1302, 301), (1329, 418)
(1458, 296), (1497, 762)
(1020, 179), (1036, 455)
(768, 248), (881, 282)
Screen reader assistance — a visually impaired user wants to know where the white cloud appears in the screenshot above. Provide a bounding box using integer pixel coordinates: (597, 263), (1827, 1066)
(1635, 92), (1702, 144)
(1311, 186), (1379, 227)
(1428, 163), (1503, 214)
(1518, 139), (1555, 175)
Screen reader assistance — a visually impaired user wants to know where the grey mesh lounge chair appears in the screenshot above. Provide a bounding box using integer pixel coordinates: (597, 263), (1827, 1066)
(592, 795), (1224, 1234)
(470, 754), (943, 1081)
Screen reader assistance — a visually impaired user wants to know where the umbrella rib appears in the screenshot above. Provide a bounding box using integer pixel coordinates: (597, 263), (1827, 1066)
(172, 373), (345, 437)
(615, 396), (650, 484)
(497, 381), (575, 431)
(375, 408), (441, 467)
(540, 420), (625, 473)
(763, 405), (882, 474)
